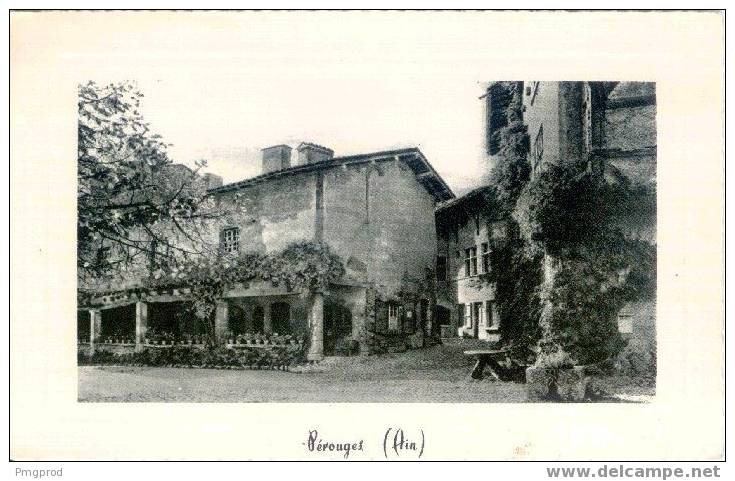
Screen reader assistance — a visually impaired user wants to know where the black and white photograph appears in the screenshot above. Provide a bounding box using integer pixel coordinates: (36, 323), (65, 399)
(76, 80), (657, 404)
(9, 8), (724, 463)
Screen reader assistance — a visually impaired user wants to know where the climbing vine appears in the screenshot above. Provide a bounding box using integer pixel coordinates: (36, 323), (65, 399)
(483, 81), (657, 368)
(148, 241), (345, 343)
(481, 82), (540, 360)
(519, 163), (656, 365)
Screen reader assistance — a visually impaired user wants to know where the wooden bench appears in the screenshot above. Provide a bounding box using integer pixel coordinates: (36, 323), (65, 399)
(464, 348), (516, 381)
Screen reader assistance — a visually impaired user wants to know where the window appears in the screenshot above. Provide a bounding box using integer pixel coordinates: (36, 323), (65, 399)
(220, 227), (240, 254)
(388, 304), (399, 331)
(471, 302), (483, 334)
(457, 304), (466, 329)
(486, 301), (497, 329)
(533, 124), (544, 169)
(618, 314), (633, 334)
(481, 242), (490, 273)
(463, 303), (472, 329)
(464, 247), (478, 277)
(436, 256), (448, 282)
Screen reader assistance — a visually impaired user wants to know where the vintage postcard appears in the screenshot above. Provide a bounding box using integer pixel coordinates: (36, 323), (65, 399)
(9, 9), (725, 462)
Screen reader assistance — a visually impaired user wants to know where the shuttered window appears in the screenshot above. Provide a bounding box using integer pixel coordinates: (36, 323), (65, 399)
(220, 227), (240, 254)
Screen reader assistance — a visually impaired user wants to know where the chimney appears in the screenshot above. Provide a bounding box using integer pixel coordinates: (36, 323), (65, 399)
(296, 142), (334, 165)
(261, 145), (292, 174)
(202, 173), (223, 190)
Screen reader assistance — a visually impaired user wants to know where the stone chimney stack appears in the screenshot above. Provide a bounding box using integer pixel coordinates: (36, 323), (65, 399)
(296, 142), (334, 165)
(202, 173), (223, 190)
(261, 145), (293, 174)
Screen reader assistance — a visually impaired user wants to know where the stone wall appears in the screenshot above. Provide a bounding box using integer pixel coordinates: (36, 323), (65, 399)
(523, 81), (562, 174)
(436, 195), (508, 341)
(322, 159), (438, 296)
(213, 173), (317, 255)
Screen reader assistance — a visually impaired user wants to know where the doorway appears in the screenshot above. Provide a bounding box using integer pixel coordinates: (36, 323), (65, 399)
(324, 302), (353, 355)
(252, 306), (264, 333)
(472, 302), (483, 338)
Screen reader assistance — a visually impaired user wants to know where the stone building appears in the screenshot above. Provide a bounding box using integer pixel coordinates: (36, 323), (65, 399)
(78, 143), (454, 359)
(434, 187), (508, 341)
(515, 81), (656, 344)
(478, 80), (657, 346)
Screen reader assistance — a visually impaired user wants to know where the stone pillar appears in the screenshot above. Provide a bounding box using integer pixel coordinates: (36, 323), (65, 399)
(263, 302), (272, 334)
(89, 309), (101, 356)
(350, 288), (369, 357)
(426, 298), (436, 337)
(135, 301), (148, 352)
(307, 292), (324, 361)
(214, 300), (229, 343)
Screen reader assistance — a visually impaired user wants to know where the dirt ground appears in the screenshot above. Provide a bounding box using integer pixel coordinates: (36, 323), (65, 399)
(77, 344), (654, 403)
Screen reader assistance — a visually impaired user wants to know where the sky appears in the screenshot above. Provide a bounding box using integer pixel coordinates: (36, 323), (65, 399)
(75, 12), (497, 196)
(141, 75), (489, 195)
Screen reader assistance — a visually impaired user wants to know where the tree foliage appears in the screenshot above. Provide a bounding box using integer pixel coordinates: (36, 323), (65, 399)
(541, 232), (655, 365)
(78, 81), (215, 282)
(487, 228), (543, 357)
(486, 82), (531, 214)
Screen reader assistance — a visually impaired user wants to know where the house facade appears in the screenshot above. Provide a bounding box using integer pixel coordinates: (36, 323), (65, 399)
(434, 187), (507, 342)
(433, 81), (656, 345)
(78, 143), (454, 359)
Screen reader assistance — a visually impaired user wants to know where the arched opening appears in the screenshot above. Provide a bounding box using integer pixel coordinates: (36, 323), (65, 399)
(77, 310), (90, 342)
(435, 305), (451, 326)
(100, 304), (136, 341)
(228, 304), (247, 335)
(252, 306), (265, 333)
(148, 302), (186, 338)
(175, 302), (206, 337)
(324, 301), (354, 356)
(270, 301), (291, 334)
(435, 305), (452, 338)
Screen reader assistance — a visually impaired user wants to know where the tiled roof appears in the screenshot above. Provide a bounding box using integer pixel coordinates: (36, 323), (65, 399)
(435, 185), (492, 213)
(207, 147), (455, 202)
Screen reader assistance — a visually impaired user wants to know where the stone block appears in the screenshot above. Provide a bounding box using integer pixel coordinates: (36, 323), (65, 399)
(407, 330), (424, 349)
(526, 365), (589, 402)
(556, 367), (589, 401)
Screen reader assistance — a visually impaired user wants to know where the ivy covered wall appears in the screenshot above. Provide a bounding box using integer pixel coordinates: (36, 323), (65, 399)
(476, 81), (657, 369)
